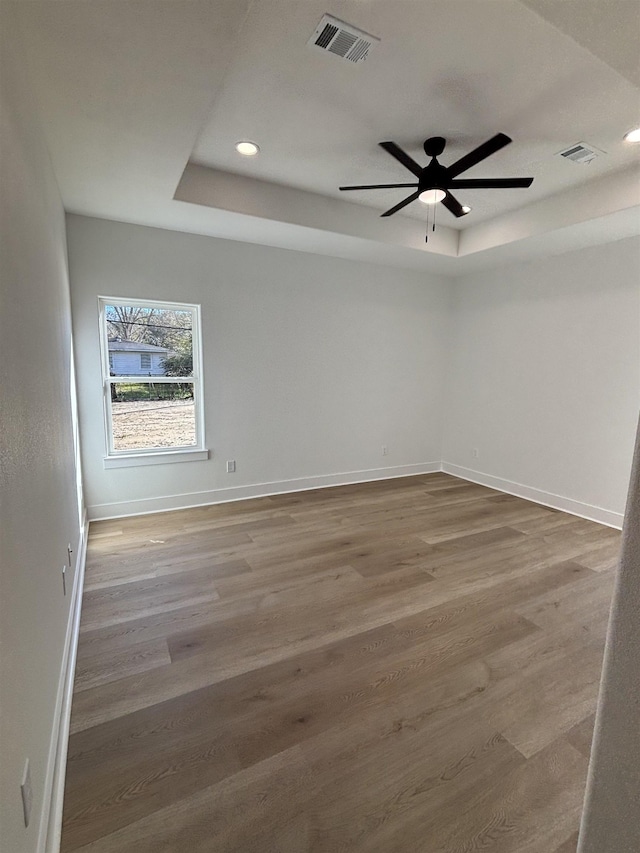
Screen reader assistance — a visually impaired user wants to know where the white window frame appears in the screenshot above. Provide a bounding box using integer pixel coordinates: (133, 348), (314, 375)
(98, 296), (207, 468)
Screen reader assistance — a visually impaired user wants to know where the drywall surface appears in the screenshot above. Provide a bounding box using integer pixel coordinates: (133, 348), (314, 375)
(67, 215), (450, 518)
(0, 8), (82, 852)
(578, 414), (640, 852)
(443, 237), (640, 520)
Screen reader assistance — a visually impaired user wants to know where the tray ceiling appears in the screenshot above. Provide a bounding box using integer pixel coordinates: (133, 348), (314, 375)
(12, 0), (640, 274)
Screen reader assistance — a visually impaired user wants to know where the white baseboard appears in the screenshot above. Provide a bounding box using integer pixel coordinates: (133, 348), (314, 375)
(442, 462), (624, 529)
(39, 514), (89, 853)
(87, 462), (442, 520)
(87, 461), (624, 526)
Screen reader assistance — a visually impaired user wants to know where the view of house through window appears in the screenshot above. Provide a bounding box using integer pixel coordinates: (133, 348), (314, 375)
(100, 298), (203, 454)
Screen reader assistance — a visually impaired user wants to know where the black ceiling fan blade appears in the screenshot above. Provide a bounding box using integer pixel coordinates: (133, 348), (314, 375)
(441, 192), (468, 218)
(381, 190), (421, 217)
(450, 177), (533, 189)
(447, 133), (512, 178)
(339, 182), (419, 191)
(379, 142), (423, 178)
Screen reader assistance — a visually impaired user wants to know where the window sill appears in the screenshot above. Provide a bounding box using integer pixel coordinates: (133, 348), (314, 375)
(103, 448), (209, 469)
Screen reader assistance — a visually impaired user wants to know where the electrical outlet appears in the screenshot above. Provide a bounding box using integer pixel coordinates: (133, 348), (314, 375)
(382, 445), (388, 456)
(21, 760), (32, 828)
(62, 565), (67, 596)
(472, 448), (479, 459)
(226, 460), (236, 473)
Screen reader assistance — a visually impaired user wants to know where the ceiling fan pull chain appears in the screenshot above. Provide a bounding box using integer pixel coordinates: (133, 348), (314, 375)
(425, 206), (429, 243)
(433, 201), (437, 233)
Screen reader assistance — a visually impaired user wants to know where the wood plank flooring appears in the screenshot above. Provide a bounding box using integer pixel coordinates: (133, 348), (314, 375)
(61, 473), (621, 852)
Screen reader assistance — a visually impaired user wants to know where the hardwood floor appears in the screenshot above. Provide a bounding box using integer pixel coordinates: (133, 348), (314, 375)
(61, 473), (620, 852)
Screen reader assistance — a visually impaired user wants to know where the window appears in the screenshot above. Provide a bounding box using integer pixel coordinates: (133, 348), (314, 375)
(99, 297), (206, 466)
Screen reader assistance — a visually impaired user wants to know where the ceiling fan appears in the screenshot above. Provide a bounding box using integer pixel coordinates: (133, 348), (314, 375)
(339, 133), (534, 219)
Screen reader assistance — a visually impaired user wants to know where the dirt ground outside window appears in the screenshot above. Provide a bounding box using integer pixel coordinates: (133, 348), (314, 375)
(111, 399), (196, 450)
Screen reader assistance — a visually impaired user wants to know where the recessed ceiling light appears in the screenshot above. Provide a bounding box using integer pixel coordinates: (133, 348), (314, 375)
(461, 205), (472, 214)
(419, 188), (446, 205)
(235, 141), (260, 156)
(623, 127), (640, 143)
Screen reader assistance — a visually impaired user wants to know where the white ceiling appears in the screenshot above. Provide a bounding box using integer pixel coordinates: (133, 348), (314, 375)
(11, 0), (640, 275)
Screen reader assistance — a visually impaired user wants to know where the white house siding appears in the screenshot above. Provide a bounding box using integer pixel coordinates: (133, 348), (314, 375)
(110, 352), (167, 376)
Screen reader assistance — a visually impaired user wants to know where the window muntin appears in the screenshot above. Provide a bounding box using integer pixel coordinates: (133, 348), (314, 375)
(99, 297), (204, 457)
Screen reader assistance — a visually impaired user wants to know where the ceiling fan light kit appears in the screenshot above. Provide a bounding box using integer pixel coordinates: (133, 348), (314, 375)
(339, 133), (534, 240)
(419, 188), (446, 204)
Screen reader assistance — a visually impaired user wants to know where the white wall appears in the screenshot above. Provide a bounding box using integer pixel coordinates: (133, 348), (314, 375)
(443, 237), (640, 524)
(0, 8), (83, 853)
(68, 218), (640, 524)
(67, 216), (450, 519)
(578, 413), (640, 851)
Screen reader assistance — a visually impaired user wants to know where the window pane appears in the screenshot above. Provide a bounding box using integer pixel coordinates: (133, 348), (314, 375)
(105, 304), (193, 378)
(110, 382), (195, 451)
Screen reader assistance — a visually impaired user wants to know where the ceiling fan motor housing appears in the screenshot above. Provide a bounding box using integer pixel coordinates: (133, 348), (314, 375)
(420, 158), (449, 192)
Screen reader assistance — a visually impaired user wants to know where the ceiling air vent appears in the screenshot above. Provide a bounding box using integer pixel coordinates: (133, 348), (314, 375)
(557, 142), (602, 165)
(307, 15), (379, 64)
